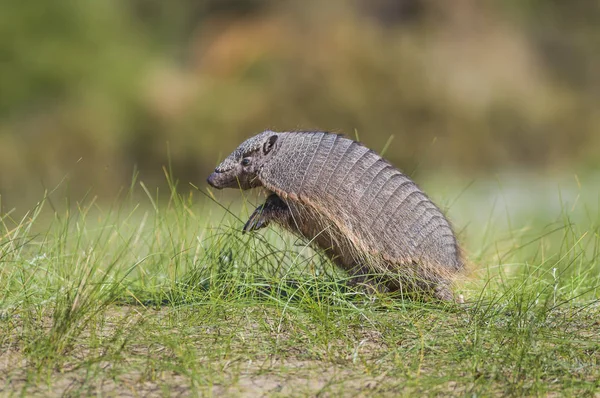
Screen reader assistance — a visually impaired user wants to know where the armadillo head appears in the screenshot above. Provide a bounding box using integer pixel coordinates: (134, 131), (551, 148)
(207, 131), (279, 190)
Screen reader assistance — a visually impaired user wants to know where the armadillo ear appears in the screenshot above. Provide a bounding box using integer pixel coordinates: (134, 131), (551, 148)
(263, 135), (278, 154)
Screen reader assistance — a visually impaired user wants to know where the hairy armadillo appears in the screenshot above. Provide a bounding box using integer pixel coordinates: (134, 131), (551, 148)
(207, 130), (463, 301)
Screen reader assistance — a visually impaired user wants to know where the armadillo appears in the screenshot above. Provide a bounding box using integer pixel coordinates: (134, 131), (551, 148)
(207, 130), (464, 301)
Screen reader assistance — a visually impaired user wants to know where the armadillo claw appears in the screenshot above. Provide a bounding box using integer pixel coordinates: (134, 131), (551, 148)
(242, 208), (268, 233)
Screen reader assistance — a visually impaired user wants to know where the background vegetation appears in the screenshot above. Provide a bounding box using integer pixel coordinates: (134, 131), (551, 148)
(1, 0), (600, 208)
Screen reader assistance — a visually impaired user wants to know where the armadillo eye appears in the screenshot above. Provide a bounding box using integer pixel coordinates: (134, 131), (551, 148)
(241, 158), (251, 166)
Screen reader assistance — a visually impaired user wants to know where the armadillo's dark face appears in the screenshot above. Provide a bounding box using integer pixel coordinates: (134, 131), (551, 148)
(207, 132), (279, 190)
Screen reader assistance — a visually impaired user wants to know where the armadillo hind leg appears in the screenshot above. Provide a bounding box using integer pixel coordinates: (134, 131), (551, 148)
(381, 271), (459, 303)
(243, 194), (290, 233)
(347, 264), (389, 296)
(433, 283), (461, 303)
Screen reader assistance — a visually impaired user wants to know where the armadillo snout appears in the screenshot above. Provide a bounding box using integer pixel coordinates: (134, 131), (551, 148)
(207, 169), (248, 189)
(207, 172), (224, 189)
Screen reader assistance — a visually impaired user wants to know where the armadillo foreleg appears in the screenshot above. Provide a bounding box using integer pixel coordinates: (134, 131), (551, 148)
(243, 194), (290, 233)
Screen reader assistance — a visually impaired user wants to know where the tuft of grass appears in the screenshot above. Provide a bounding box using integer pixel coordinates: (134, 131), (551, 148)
(0, 176), (599, 396)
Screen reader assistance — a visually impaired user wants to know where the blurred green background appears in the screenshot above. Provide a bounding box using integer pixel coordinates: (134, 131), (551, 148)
(1, 0), (599, 209)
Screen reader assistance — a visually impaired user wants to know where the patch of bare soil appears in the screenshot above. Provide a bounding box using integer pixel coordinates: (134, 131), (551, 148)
(1, 355), (387, 397)
(0, 306), (392, 397)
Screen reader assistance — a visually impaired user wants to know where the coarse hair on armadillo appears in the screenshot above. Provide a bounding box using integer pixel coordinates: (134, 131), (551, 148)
(283, 195), (460, 292)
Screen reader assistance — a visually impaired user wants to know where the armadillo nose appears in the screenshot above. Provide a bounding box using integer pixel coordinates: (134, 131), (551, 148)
(207, 172), (221, 189)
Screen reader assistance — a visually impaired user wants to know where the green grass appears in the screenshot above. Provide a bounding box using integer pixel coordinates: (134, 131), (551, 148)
(1, 176), (599, 397)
